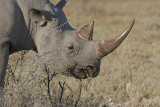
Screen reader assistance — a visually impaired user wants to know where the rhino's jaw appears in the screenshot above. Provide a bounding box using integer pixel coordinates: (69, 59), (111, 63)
(70, 65), (100, 79)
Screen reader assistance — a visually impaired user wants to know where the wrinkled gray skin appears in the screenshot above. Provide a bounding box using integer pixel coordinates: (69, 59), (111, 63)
(0, 0), (134, 87)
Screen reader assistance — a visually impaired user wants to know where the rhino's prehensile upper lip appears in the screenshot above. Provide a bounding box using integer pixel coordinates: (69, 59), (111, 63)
(69, 65), (98, 79)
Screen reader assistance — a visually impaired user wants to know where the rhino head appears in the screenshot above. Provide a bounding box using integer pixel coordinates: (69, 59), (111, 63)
(29, 0), (135, 79)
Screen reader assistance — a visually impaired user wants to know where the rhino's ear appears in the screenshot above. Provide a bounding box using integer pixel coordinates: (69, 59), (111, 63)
(29, 9), (47, 26)
(77, 21), (94, 41)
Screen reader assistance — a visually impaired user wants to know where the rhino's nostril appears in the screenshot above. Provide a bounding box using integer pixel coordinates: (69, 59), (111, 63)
(86, 66), (94, 70)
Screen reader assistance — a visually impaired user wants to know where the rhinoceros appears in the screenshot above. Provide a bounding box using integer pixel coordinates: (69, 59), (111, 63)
(0, 0), (134, 87)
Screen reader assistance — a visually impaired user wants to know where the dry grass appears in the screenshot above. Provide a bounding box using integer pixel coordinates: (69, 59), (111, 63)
(1, 0), (160, 106)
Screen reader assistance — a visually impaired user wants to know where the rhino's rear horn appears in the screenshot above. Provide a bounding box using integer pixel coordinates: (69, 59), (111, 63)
(77, 21), (94, 41)
(56, 0), (68, 9)
(96, 19), (135, 57)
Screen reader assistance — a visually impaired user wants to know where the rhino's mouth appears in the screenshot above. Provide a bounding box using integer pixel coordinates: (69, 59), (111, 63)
(70, 66), (99, 79)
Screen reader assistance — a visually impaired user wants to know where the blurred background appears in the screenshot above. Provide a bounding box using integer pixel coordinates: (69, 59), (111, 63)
(4, 0), (160, 106)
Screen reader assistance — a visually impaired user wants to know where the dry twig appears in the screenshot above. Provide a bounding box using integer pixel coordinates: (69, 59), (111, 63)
(74, 80), (82, 107)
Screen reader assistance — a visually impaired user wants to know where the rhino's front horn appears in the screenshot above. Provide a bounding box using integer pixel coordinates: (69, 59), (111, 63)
(56, 0), (68, 9)
(96, 19), (135, 57)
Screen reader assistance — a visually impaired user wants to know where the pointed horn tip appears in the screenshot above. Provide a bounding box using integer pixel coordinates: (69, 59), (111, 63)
(132, 18), (135, 24)
(120, 19), (135, 37)
(132, 19), (135, 23)
(130, 19), (135, 28)
(115, 19), (135, 42)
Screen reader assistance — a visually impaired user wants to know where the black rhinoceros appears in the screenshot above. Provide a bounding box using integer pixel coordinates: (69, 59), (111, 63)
(0, 0), (134, 87)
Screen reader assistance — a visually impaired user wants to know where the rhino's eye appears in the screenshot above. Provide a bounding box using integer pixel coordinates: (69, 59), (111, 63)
(68, 45), (74, 50)
(41, 21), (48, 27)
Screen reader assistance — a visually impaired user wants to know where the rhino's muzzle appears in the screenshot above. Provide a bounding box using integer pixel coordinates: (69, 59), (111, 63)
(71, 65), (100, 79)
